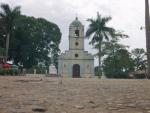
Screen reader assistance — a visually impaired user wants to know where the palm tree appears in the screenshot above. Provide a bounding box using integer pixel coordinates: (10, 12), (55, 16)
(0, 3), (20, 63)
(86, 12), (115, 77)
(94, 31), (128, 57)
(145, 0), (150, 78)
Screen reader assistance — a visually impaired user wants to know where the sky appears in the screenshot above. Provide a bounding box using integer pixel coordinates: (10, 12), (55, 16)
(0, 0), (146, 66)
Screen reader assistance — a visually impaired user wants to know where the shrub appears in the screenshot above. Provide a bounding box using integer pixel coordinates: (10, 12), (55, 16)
(0, 68), (20, 76)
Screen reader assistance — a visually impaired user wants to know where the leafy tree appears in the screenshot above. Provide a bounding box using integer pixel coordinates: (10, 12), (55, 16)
(94, 66), (99, 76)
(0, 18), (5, 49)
(9, 15), (61, 68)
(0, 23), (5, 58)
(86, 12), (115, 77)
(131, 48), (147, 71)
(92, 30), (128, 78)
(145, 0), (150, 78)
(51, 44), (60, 70)
(103, 49), (134, 78)
(0, 3), (20, 62)
(94, 31), (128, 58)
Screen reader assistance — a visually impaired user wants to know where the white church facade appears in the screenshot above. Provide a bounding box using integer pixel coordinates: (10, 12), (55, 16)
(58, 17), (94, 78)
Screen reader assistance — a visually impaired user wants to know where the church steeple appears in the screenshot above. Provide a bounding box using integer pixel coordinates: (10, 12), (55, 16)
(69, 17), (84, 50)
(70, 17), (83, 27)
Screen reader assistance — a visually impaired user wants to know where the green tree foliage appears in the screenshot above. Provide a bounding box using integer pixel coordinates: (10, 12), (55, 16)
(94, 31), (128, 58)
(103, 49), (134, 78)
(8, 15), (61, 68)
(0, 18), (5, 49)
(92, 30), (129, 77)
(86, 12), (115, 77)
(0, 3), (21, 62)
(0, 21), (5, 57)
(131, 48), (147, 71)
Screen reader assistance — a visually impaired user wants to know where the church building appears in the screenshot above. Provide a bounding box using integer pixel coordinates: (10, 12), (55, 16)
(58, 17), (94, 78)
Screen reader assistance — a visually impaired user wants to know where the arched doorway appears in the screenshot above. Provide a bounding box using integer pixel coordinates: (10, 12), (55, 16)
(72, 64), (80, 78)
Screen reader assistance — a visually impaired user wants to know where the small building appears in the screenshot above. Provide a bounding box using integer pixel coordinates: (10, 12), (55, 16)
(58, 17), (94, 78)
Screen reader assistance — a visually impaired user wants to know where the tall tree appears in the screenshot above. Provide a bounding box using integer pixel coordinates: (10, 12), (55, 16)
(93, 31), (128, 77)
(94, 31), (128, 58)
(0, 3), (20, 63)
(0, 18), (5, 59)
(131, 48), (147, 71)
(0, 18), (5, 49)
(86, 12), (115, 77)
(9, 15), (61, 68)
(103, 49), (134, 78)
(145, 0), (150, 78)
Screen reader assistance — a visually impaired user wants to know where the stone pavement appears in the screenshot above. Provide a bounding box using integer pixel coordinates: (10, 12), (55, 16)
(0, 76), (150, 113)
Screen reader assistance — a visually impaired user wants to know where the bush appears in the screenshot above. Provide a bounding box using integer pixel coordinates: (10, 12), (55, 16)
(0, 68), (20, 76)
(26, 65), (47, 74)
(134, 74), (147, 79)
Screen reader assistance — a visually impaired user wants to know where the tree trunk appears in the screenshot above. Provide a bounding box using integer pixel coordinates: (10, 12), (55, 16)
(145, 0), (150, 78)
(98, 41), (102, 78)
(4, 33), (10, 63)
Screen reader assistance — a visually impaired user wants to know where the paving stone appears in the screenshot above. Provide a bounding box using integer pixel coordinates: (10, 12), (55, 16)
(106, 98), (113, 101)
(107, 102), (113, 105)
(88, 100), (95, 104)
(145, 107), (150, 110)
(126, 103), (136, 108)
(107, 107), (119, 110)
(45, 112), (55, 113)
(8, 108), (26, 113)
(117, 109), (127, 112)
(90, 103), (98, 108)
(116, 106), (126, 109)
(74, 105), (84, 109)
(59, 102), (64, 106)
(116, 103), (123, 106)
(32, 105), (47, 112)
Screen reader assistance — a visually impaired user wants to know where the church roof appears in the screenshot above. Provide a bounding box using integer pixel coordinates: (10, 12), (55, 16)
(70, 17), (82, 27)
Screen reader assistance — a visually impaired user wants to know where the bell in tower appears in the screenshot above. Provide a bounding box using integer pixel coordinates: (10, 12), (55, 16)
(75, 29), (79, 37)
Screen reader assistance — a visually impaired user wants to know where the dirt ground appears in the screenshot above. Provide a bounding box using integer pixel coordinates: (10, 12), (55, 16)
(0, 76), (150, 113)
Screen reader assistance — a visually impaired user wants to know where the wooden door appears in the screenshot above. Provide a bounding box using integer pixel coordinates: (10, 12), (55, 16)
(73, 64), (80, 78)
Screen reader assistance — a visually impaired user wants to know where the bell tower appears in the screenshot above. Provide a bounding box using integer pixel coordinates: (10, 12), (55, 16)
(58, 17), (94, 78)
(69, 17), (84, 50)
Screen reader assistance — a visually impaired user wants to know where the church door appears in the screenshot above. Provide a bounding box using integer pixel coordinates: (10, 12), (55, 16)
(73, 64), (80, 78)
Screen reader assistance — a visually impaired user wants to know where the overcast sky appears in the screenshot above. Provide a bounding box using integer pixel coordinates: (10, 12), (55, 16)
(0, 0), (146, 65)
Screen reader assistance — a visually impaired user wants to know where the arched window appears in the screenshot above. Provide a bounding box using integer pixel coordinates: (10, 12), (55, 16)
(75, 29), (79, 37)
